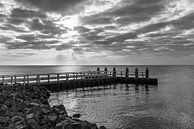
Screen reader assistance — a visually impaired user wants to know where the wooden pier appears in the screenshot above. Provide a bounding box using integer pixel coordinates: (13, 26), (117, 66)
(0, 68), (158, 92)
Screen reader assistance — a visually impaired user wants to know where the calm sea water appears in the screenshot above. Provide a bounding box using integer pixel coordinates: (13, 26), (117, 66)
(1, 65), (194, 129)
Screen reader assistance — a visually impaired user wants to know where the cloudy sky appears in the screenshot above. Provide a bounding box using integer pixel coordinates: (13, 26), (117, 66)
(0, 0), (194, 65)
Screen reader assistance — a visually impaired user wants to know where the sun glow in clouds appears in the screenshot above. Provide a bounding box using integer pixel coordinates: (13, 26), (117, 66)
(55, 15), (80, 30)
(82, 0), (122, 16)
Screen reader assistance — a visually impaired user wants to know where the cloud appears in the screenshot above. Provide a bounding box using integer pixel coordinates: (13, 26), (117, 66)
(15, 0), (86, 14)
(1, 0), (194, 64)
(11, 8), (46, 18)
(29, 18), (67, 35)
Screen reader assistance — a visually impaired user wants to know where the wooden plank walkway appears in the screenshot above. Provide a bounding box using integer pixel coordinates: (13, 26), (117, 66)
(0, 67), (158, 91)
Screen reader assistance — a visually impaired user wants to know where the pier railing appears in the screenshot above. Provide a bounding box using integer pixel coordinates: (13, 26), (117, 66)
(0, 68), (149, 86)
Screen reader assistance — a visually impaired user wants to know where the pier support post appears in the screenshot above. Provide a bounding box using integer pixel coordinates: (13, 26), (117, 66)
(113, 67), (116, 77)
(126, 67), (129, 78)
(135, 68), (138, 78)
(146, 68), (149, 78)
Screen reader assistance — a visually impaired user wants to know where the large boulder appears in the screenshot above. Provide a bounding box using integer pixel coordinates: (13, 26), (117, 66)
(52, 105), (68, 116)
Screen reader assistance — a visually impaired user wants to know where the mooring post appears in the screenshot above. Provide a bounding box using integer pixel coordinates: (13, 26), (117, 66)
(113, 67), (116, 77)
(126, 67), (129, 78)
(135, 68), (138, 78)
(146, 68), (149, 78)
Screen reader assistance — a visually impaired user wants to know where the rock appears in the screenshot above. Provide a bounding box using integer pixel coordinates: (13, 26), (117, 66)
(42, 107), (51, 114)
(15, 124), (28, 129)
(48, 113), (58, 122)
(55, 122), (63, 129)
(39, 115), (47, 125)
(11, 116), (24, 125)
(72, 113), (81, 118)
(88, 123), (98, 129)
(99, 126), (107, 129)
(0, 93), (6, 104)
(65, 117), (77, 123)
(52, 105), (68, 116)
(0, 104), (8, 117)
(26, 118), (40, 129)
(0, 85), (107, 129)
(26, 113), (34, 119)
(0, 116), (9, 127)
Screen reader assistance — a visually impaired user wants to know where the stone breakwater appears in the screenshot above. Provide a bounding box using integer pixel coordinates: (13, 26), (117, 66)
(0, 85), (107, 129)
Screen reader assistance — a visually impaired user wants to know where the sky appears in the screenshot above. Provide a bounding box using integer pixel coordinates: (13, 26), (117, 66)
(0, 0), (194, 65)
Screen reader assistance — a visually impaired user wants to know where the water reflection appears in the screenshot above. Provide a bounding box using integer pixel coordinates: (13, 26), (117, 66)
(49, 84), (159, 128)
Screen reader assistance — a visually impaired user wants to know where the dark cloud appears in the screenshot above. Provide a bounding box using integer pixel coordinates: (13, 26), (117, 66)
(6, 40), (57, 50)
(11, 8), (46, 18)
(74, 26), (91, 33)
(0, 36), (12, 43)
(79, 28), (105, 41)
(106, 32), (137, 43)
(29, 19), (67, 35)
(80, 15), (112, 25)
(7, 8), (46, 25)
(0, 24), (28, 32)
(55, 44), (73, 51)
(0, 14), (6, 22)
(168, 13), (194, 30)
(15, 0), (86, 14)
(0, 3), (3, 7)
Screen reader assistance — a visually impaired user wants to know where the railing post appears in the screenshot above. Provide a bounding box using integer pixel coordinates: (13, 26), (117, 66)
(36, 75), (39, 84)
(113, 67), (116, 77)
(23, 76), (26, 85)
(146, 68), (149, 78)
(121, 71), (122, 77)
(66, 73), (69, 81)
(97, 67), (100, 74)
(14, 75), (17, 84)
(104, 67), (107, 74)
(126, 67), (129, 78)
(135, 68), (138, 78)
(48, 74), (50, 83)
(11, 76), (13, 85)
(2, 75), (4, 84)
(57, 74), (59, 82)
(27, 75), (29, 84)
(76, 73), (78, 80)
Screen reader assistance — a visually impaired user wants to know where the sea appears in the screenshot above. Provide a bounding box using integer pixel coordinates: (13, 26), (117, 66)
(0, 65), (194, 129)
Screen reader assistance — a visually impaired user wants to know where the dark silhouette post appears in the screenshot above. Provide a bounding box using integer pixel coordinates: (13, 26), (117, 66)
(104, 67), (107, 74)
(113, 67), (116, 77)
(135, 68), (138, 78)
(97, 67), (100, 74)
(126, 67), (129, 78)
(146, 68), (149, 78)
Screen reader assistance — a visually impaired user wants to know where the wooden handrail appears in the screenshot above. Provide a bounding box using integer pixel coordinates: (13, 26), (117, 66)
(0, 68), (149, 85)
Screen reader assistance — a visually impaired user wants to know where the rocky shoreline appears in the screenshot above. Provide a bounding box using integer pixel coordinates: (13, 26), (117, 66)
(0, 85), (106, 129)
